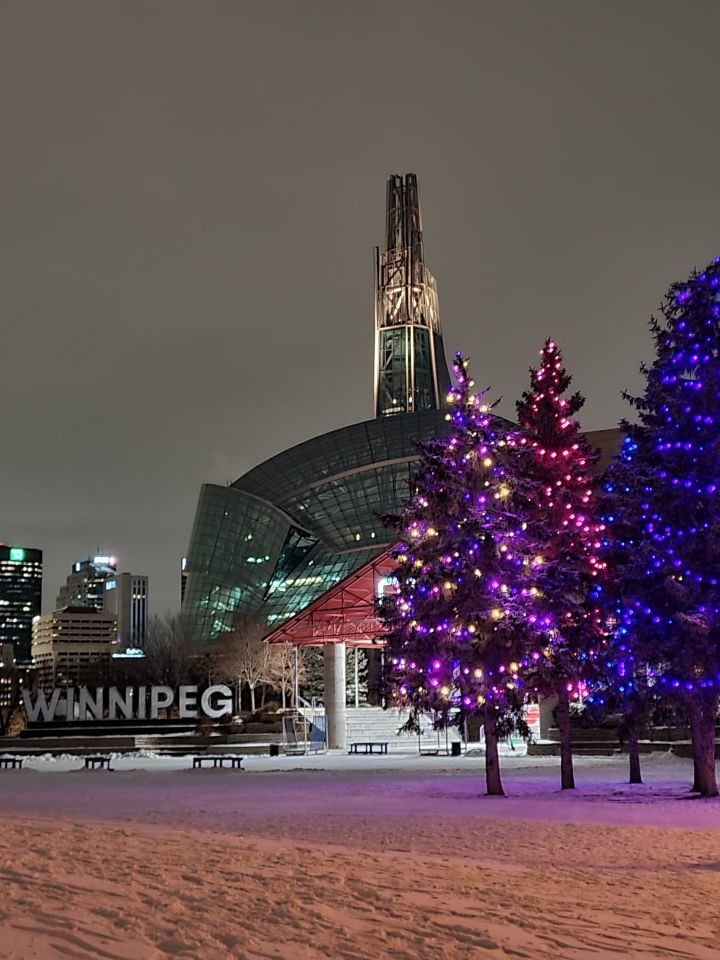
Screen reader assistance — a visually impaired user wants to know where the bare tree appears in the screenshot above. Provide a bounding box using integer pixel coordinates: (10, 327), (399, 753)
(140, 613), (199, 687)
(215, 616), (271, 713)
(265, 643), (306, 710)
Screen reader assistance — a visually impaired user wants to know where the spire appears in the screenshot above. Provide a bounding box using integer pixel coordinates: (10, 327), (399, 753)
(374, 173), (451, 417)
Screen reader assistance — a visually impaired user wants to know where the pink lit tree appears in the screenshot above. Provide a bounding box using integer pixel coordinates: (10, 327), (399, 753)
(514, 340), (607, 790)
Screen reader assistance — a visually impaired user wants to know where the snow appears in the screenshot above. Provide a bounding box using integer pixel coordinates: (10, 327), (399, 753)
(1, 752), (719, 959)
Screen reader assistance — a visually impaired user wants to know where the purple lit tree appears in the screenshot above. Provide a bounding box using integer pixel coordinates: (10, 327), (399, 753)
(514, 340), (607, 790)
(380, 354), (545, 796)
(605, 257), (720, 797)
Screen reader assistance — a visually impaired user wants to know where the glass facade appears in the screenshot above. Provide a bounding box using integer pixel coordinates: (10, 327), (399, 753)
(376, 326), (451, 416)
(183, 418), (618, 645)
(182, 408), (486, 644)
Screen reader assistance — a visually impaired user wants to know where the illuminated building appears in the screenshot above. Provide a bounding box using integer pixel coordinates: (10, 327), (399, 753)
(0, 544), (43, 663)
(374, 173), (451, 415)
(182, 174), (621, 646)
(56, 555), (117, 611)
(103, 573), (148, 648)
(182, 174), (465, 643)
(181, 556), (188, 603)
(31, 606), (117, 689)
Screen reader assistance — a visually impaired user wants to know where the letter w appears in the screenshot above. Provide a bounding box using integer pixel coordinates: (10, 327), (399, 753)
(23, 688), (62, 722)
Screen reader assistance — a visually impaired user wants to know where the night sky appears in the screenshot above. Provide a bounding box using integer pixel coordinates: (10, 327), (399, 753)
(3, 1), (720, 616)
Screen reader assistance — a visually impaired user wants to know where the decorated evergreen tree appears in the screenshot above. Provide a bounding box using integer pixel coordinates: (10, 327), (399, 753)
(381, 354), (547, 796)
(597, 445), (659, 785)
(514, 340), (607, 789)
(606, 257), (720, 797)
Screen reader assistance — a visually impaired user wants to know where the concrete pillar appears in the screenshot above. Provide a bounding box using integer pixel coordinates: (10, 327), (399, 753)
(323, 642), (347, 750)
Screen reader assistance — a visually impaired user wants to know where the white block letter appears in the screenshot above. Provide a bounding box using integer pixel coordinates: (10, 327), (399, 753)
(200, 685), (233, 719)
(178, 686), (198, 719)
(150, 685), (174, 718)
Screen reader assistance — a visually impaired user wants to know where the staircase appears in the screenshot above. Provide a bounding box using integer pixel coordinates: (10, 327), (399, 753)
(344, 706), (461, 754)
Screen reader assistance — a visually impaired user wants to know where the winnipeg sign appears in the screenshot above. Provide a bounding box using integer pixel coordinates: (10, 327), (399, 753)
(22, 685), (234, 722)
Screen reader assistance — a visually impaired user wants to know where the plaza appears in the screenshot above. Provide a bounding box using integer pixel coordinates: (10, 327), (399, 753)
(0, 752), (718, 959)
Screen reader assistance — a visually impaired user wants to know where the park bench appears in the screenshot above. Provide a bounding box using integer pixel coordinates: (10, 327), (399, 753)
(191, 755), (245, 770)
(349, 741), (388, 755)
(0, 756), (24, 770)
(84, 756), (114, 771)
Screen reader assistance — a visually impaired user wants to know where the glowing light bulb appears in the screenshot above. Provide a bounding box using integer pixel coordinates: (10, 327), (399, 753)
(482, 457), (493, 468)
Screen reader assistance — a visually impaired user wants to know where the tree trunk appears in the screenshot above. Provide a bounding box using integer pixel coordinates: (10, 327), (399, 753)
(689, 706), (702, 792)
(483, 709), (505, 796)
(260, 685), (267, 708)
(627, 717), (642, 784)
(556, 684), (575, 790)
(690, 697), (718, 797)
(249, 683), (256, 714)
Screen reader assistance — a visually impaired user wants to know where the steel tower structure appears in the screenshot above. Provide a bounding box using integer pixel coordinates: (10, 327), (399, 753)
(373, 173), (451, 417)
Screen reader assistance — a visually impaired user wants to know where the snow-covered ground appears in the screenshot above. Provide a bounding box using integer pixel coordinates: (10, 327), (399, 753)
(1, 752), (719, 959)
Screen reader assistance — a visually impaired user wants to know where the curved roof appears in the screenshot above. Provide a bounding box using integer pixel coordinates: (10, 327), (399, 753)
(183, 408), (516, 643)
(234, 409), (451, 502)
(232, 409), (454, 554)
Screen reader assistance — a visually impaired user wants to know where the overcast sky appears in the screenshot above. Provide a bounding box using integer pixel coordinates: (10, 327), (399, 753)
(2, 0), (720, 615)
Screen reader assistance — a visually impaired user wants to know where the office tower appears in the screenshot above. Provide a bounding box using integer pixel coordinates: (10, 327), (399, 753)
(181, 556), (188, 603)
(103, 572), (148, 649)
(31, 606), (117, 689)
(0, 544), (43, 663)
(56, 555), (117, 611)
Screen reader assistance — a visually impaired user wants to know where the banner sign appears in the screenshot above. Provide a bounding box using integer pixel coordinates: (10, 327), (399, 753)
(22, 685), (234, 722)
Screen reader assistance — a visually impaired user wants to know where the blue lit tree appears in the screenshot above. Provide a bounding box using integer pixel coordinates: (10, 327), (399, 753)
(606, 258), (720, 797)
(597, 443), (660, 785)
(514, 340), (607, 790)
(380, 355), (545, 796)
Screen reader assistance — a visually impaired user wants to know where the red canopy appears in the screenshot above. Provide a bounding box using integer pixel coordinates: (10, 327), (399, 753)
(263, 547), (397, 647)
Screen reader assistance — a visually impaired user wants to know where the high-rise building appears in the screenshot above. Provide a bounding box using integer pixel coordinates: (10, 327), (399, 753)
(0, 544), (43, 663)
(103, 573), (148, 649)
(181, 556), (188, 603)
(31, 605), (117, 689)
(374, 173), (451, 416)
(56, 555), (117, 611)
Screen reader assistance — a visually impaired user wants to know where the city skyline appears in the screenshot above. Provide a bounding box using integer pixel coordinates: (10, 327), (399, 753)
(3, 1), (720, 614)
